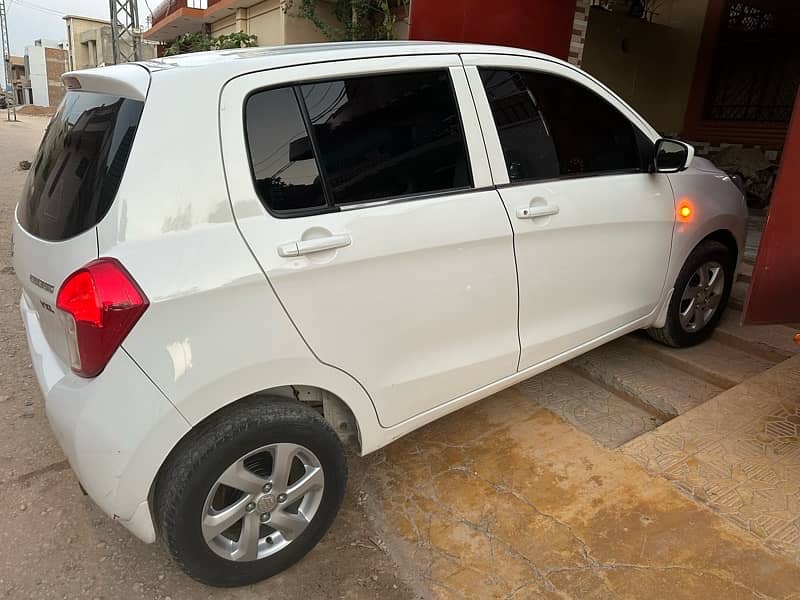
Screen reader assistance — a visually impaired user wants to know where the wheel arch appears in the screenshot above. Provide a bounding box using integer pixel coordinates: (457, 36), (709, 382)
(702, 228), (740, 265)
(147, 384), (362, 533)
(653, 226), (741, 329)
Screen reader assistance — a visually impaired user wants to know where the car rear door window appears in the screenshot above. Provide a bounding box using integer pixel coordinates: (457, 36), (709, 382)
(299, 70), (472, 206)
(245, 70), (472, 215)
(17, 91), (144, 241)
(245, 86), (326, 214)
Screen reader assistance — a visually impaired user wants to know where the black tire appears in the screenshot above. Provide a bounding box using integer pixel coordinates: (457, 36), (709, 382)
(154, 397), (347, 587)
(647, 240), (735, 348)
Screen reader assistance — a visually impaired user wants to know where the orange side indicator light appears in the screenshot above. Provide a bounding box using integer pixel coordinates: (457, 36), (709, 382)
(677, 200), (694, 222)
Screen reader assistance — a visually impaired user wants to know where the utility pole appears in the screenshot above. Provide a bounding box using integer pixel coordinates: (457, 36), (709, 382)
(109, 0), (141, 64)
(0, 0), (16, 121)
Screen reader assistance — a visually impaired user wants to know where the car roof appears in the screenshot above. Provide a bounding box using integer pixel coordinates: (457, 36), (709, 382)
(138, 40), (562, 78)
(62, 41), (658, 141)
(61, 41), (563, 103)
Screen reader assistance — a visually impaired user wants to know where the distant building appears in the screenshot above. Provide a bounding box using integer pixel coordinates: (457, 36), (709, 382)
(63, 15), (114, 70)
(24, 39), (68, 107)
(4, 55), (28, 105)
(63, 14), (157, 71)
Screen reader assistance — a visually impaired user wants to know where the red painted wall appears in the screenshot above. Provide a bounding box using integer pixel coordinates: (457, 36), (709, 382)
(408, 0), (576, 59)
(744, 88), (800, 325)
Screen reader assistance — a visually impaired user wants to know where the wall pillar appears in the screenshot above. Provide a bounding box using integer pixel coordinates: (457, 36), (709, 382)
(568, 0), (590, 67)
(236, 8), (248, 34)
(744, 88), (800, 324)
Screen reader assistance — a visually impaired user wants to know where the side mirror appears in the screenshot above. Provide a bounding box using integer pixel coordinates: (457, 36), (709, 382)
(653, 138), (694, 173)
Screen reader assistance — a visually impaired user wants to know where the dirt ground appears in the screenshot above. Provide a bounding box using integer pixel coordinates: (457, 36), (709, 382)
(0, 116), (417, 600)
(13, 106), (56, 118)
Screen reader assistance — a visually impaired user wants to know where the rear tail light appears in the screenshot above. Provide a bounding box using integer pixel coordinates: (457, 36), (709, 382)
(56, 258), (148, 378)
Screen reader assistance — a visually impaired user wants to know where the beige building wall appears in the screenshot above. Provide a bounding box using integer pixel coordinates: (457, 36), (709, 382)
(249, 0), (285, 46)
(580, 0), (709, 134)
(201, 0), (404, 50)
(209, 0), (337, 47)
(283, 1), (337, 45)
(64, 16), (107, 71)
(210, 14), (238, 37)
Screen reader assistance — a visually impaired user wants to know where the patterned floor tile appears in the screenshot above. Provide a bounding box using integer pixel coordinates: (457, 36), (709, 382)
(623, 354), (800, 564)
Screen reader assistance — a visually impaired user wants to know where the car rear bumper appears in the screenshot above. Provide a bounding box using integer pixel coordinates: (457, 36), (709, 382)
(20, 292), (190, 543)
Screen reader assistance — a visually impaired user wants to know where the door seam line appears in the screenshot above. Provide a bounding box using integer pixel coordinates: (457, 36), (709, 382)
(460, 56), (523, 370)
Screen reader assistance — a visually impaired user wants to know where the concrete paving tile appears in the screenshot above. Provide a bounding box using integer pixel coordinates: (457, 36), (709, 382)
(661, 451), (737, 496)
(730, 280), (749, 311)
(569, 339), (722, 416)
(767, 519), (800, 564)
(623, 355), (800, 565)
(737, 260), (753, 283)
(515, 367), (662, 448)
(601, 565), (762, 600)
(546, 569), (615, 600)
(625, 334), (776, 389)
(715, 308), (800, 362)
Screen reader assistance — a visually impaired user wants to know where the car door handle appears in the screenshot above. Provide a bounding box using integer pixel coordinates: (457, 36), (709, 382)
(277, 234), (352, 257)
(516, 204), (559, 219)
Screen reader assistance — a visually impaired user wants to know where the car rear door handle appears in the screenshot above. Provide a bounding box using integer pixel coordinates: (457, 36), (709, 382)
(516, 204), (559, 219)
(278, 234), (352, 257)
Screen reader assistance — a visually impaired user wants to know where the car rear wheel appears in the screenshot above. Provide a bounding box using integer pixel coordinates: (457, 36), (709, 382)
(155, 398), (347, 587)
(647, 239), (735, 348)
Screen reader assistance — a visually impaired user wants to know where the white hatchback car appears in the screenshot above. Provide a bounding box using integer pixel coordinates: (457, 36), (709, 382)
(14, 41), (746, 586)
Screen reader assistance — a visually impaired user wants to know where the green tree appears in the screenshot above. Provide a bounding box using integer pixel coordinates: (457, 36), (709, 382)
(284, 0), (410, 41)
(164, 31), (259, 56)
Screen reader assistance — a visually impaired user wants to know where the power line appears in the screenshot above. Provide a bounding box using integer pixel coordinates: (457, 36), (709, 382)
(10, 0), (63, 17)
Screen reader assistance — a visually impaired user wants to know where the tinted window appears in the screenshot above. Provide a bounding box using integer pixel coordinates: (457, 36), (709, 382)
(300, 70), (471, 205)
(529, 72), (641, 176)
(18, 91), (143, 241)
(246, 87), (326, 213)
(479, 69), (559, 182)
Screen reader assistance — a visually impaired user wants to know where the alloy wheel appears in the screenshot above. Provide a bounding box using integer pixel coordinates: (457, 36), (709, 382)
(678, 260), (725, 333)
(201, 443), (324, 562)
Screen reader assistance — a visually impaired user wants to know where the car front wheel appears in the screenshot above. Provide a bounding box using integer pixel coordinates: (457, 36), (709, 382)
(155, 398), (347, 587)
(648, 239), (735, 348)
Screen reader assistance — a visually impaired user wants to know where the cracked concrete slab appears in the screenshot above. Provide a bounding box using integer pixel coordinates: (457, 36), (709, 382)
(363, 385), (800, 599)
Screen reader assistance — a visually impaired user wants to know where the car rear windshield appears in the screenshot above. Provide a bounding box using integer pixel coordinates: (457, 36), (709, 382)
(17, 91), (144, 241)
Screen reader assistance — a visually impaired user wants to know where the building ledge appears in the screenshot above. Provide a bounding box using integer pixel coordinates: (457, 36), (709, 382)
(145, 0), (278, 42)
(144, 7), (207, 42)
